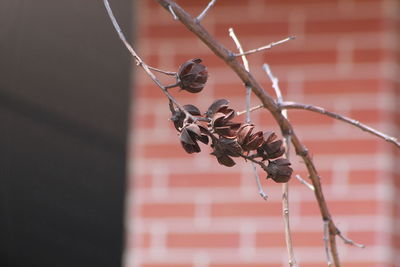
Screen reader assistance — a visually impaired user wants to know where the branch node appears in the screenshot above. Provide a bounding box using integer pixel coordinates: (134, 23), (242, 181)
(227, 51), (236, 62)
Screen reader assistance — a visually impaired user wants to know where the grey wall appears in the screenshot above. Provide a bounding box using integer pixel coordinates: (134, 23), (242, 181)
(0, 1), (132, 266)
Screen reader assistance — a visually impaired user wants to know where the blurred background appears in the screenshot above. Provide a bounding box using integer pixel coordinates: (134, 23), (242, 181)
(128, 0), (399, 267)
(1, 0), (399, 267)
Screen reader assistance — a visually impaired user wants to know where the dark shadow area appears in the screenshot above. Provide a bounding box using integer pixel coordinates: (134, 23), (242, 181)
(0, 1), (132, 266)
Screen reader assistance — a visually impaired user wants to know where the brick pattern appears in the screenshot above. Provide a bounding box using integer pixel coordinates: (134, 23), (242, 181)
(125, 0), (399, 266)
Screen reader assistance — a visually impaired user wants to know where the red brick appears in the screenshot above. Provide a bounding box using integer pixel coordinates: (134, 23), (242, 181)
(289, 109), (335, 125)
(301, 200), (379, 216)
(349, 109), (382, 124)
(354, 49), (386, 63)
(213, 83), (254, 98)
(143, 24), (193, 39)
(174, 0), (251, 8)
(345, 231), (376, 246)
(306, 18), (384, 34)
(175, 54), (227, 68)
(169, 172), (241, 188)
(134, 113), (157, 129)
(215, 22), (289, 37)
(211, 264), (281, 267)
(140, 203), (195, 218)
(212, 202), (281, 217)
(303, 139), (381, 155)
(263, 50), (337, 66)
(167, 232), (239, 248)
(257, 231), (325, 247)
(143, 143), (203, 158)
(303, 79), (381, 95)
(298, 264), (380, 267)
(348, 170), (380, 184)
(133, 174), (153, 189)
(255, 232), (285, 247)
(261, 0), (339, 5)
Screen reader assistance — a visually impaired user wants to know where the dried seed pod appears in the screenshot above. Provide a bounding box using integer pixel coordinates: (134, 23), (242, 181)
(170, 104), (202, 130)
(205, 99), (230, 117)
(179, 123), (209, 154)
(257, 131), (285, 160)
(178, 58), (208, 93)
(265, 158), (293, 183)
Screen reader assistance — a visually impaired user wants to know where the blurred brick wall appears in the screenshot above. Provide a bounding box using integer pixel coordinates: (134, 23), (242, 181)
(125, 0), (399, 266)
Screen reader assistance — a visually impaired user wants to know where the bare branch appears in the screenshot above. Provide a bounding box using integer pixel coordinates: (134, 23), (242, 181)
(324, 220), (334, 267)
(264, 63), (298, 267)
(234, 36), (295, 57)
(155, 0), (340, 264)
(280, 101), (400, 148)
(295, 174), (315, 191)
(154, 1), (395, 266)
(148, 66), (177, 76)
(196, 0), (217, 22)
(229, 27), (268, 201)
(337, 231), (366, 248)
(103, 0), (195, 122)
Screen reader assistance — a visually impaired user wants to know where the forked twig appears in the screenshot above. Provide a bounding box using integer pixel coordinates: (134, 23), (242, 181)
(280, 101), (400, 148)
(229, 27), (268, 201)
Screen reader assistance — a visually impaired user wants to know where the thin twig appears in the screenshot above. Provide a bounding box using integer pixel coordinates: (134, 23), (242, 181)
(196, 0), (217, 22)
(234, 36), (295, 57)
(236, 104), (263, 116)
(148, 66), (177, 76)
(280, 101), (400, 148)
(337, 231), (366, 248)
(264, 63), (298, 267)
(295, 174), (315, 191)
(324, 220), (334, 267)
(102, 0), (196, 122)
(229, 27), (268, 201)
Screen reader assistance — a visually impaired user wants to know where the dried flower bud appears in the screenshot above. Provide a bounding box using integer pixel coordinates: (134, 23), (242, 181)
(170, 104), (201, 130)
(211, 137), (242, 167)
(265, 158), (293, 183)
(205, 99), (230, 117)
(257, 131), (285, 160)
(206, 99), (240, 139)
(236, 124), (264, 152)
(178, 58), (208, 93)
(179, 123), (208, 154)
